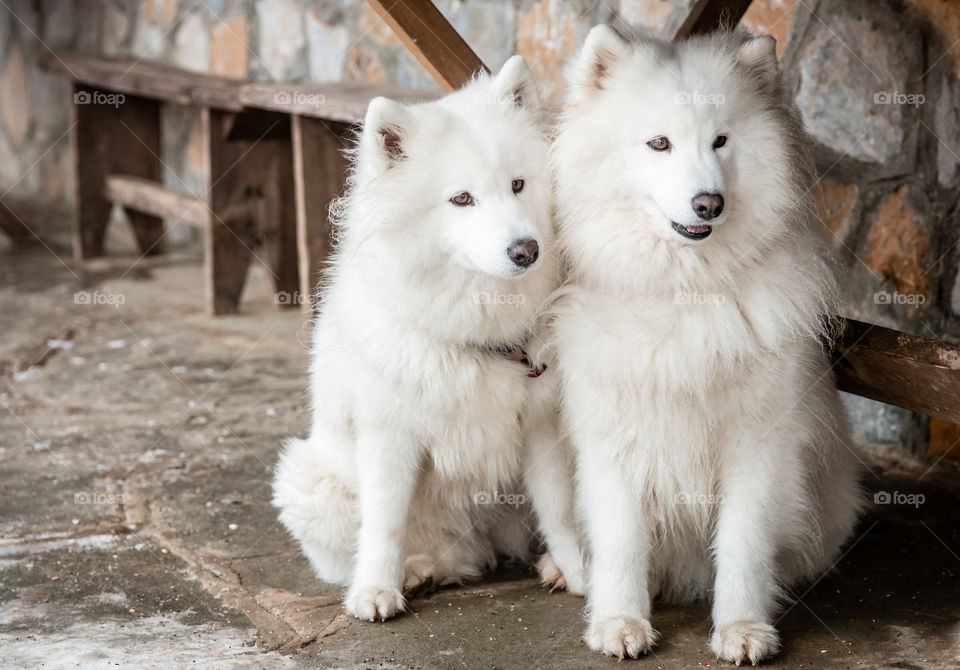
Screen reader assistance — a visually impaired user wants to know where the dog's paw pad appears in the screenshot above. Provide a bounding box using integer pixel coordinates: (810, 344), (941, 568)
(586, 616), (658, 659)
(711, 621), (780, 666)
(344, 585), (406, 621)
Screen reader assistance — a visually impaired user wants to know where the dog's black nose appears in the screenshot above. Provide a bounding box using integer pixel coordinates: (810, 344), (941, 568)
(508, 239), (539, 268)
(692, 192), (724, 220)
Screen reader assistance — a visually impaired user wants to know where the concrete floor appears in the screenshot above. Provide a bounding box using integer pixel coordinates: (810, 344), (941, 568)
(1, 238), (959, 669)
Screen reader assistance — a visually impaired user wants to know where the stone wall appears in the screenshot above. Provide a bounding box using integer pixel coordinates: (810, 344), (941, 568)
(1, 0), (958, 454)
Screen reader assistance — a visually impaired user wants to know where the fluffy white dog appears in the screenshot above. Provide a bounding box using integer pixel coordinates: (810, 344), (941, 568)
(548, 27), (864, 664)
(272, 56), (580, 621)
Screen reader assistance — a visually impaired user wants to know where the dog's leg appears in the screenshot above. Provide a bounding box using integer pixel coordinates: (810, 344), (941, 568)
(344, 427), (420, 621)
(523, 410), (585, 595)
(710, 430), (784, 665)
(579, 450), (658, 658)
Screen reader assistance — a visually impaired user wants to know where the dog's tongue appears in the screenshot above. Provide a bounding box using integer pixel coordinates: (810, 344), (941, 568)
(684, 225), (710, 234)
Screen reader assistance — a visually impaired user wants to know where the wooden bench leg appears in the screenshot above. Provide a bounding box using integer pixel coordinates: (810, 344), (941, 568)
(254, 135), (300, 309)
(0, 201), (34, 242)
(203, 108), (256, 315)
(291, 116), (350, 312)
(73, 84), (164, 260)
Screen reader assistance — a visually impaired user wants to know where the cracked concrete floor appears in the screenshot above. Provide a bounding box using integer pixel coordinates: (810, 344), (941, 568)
(2, 238), (960, 669)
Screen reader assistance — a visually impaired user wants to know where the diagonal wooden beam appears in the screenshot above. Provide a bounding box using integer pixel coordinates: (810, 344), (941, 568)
(366, 0), (487, 91)
(673, 0), (754, 39)
(833, 319), (960, 424)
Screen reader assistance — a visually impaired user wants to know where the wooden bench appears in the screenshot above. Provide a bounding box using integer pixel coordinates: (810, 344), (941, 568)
(43, 55), (436, 314)
(366, 0), (960, 426)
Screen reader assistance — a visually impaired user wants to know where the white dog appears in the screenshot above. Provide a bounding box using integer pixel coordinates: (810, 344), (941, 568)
(272, 56), (580, 621)
(548, 27), (864, 664)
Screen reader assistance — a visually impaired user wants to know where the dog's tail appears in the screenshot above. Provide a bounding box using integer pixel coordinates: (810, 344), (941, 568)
(272, 435), (358, 585)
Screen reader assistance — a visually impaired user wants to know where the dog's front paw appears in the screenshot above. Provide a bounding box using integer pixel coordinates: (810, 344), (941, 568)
(345, 585), (406, 621)
(711, 621), (780, 665)
(586, 616), (658, 659)
(535, 553), (585, 595)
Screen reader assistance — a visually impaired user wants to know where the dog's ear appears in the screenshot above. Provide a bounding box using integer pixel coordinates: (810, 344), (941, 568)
(492, 55), (542, 113)
(736, 35), (778, 87)
(362, 97), (412, 170)
(570, 24), (630, 94)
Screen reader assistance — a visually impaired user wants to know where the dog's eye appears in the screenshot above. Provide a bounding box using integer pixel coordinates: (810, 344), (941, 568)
(450, 192), (474, 207)
(647, 136), (671, 152)
(712, 135), (727, 149)
(512, 179), (524, 194)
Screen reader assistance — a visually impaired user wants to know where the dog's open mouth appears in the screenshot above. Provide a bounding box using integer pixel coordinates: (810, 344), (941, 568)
(672, 221), (713, 240)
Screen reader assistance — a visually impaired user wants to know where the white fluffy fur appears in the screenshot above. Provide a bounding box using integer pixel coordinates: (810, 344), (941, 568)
(548, 27), (865, 664)
(272, 56), (580, 621)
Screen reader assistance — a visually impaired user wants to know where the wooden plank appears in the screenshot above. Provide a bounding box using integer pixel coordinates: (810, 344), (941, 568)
(45, 53), (437, 121)
(673, 0), (754, 39)
(104, 175), (208, 228)
(73, 85), (165, 259)
(228, 81), (440, 122)
(832, 318), (960, 424)
(292, 116), (350, 312)
(44, 54), (245, 110)
(366, 0), (487, 91)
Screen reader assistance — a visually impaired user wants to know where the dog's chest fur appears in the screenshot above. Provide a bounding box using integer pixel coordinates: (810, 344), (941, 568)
(357, 339), (531, 492)
(556, 284), (803, 534)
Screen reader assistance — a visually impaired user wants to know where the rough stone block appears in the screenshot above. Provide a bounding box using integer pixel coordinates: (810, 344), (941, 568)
(212, 16), (249, 79)
(255, 0), (306, 80)
(863, 185), (931, 302)
(788, 0), (922, 178)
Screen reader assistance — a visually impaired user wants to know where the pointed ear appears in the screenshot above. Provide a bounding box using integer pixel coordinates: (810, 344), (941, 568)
(570, 24), (630, 94)
(492, 55), (542, 113)
(362, 97), (412, 170)
(736, 35), (778, 86)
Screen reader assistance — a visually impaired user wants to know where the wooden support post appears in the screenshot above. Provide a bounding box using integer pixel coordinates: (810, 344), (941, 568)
(254, 134), (301, 309)
(73, 84), (165, 260)
(202, 108), (257, 315)
(673, 0), (755, 39)
(366, 0), (487, 91)
(291, 116), (351, 312)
